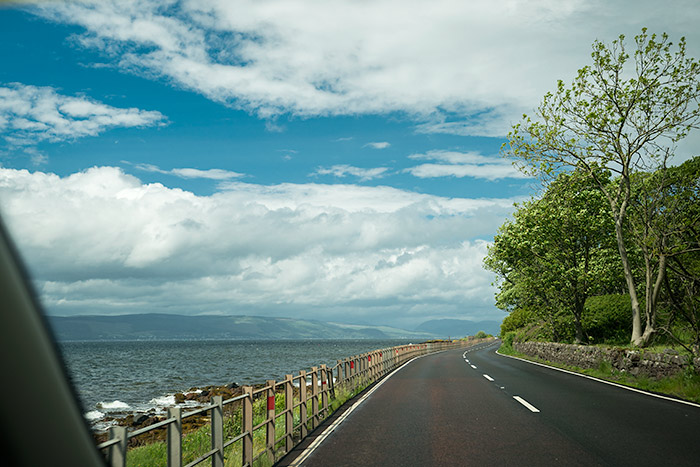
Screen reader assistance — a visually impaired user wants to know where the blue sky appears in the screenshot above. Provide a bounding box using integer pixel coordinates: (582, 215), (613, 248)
(1, 1), (698, 329)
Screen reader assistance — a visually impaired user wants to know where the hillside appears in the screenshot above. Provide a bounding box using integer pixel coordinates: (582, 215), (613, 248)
(414, 319), (500, 338)
(47, 313), (436, 341)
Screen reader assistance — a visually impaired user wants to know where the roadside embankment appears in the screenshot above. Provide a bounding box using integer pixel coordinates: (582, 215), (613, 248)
(513, 341), (700, 379)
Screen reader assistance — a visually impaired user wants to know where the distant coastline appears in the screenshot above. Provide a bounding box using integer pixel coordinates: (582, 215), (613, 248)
(47, 313), (500, 341)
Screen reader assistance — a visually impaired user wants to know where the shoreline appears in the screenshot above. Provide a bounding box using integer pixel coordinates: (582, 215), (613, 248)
(90, 381), (245, 444)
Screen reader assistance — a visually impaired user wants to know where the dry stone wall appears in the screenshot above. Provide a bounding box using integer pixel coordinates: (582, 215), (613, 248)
(513, 341), (700, 379)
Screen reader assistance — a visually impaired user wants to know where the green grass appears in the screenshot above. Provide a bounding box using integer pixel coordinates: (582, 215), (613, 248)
(498, 342), (700, 404)
(124, 378), (373, 466)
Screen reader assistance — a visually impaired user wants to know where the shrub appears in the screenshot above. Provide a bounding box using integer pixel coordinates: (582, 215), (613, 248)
(500, 307), (536, 335)
(499, 331), (516, 354)
(583, 294), (632, 344)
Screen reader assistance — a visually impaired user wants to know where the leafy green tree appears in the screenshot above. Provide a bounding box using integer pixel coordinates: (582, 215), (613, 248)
(504, 29), (700, 346)
(485, 169), (621, 343)
(649, 157), (700, 354)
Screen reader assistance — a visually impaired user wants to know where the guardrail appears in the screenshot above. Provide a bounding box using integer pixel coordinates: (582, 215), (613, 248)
(97, 338), (491, 466)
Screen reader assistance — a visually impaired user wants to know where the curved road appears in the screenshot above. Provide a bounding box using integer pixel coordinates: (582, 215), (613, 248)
(285, 341), (700, 466)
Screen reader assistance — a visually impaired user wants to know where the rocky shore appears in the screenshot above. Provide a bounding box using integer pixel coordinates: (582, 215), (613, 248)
(92, 382), (243, 446)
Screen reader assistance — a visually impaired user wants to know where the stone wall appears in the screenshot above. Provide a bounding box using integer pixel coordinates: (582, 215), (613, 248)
(513, 341), (700, 379)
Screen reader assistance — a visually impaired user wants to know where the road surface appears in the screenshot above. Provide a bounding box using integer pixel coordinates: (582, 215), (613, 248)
(283, 341), (700, 466)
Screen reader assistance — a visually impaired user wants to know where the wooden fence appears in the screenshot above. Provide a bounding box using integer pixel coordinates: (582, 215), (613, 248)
(97, 338), (489, 466)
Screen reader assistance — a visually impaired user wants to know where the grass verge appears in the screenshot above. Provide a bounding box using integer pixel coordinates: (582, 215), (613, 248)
(123, 380), (372, 467)
(497, 339), (700, 405)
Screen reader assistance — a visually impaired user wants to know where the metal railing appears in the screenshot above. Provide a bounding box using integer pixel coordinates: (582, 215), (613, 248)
(97, 338), (492, 466)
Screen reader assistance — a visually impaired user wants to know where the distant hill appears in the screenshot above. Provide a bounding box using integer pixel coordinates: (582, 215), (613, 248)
(47, 313), (436, 341)
(415, 319), (500, 338)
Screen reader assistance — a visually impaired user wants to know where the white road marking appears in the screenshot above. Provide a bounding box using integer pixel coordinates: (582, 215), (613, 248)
(465, 359), (470, 363)
(290, 352), (438, 466)
(470, 364), (477, 369)
(483, 374), (494, 382)
(513, 396), (540, 413)
(496, 350), (700, 409)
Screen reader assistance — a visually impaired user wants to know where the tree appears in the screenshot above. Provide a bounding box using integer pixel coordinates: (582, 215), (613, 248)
(504, 29), (700, 346)
(484, 169), (620, 343)
(649, 157), (700, 355)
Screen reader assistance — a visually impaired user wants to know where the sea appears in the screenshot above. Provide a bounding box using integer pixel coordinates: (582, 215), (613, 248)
(57, 339), (412, 431)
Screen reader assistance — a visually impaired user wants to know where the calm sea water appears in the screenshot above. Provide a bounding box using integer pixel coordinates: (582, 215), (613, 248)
(58, 339), (411, 426)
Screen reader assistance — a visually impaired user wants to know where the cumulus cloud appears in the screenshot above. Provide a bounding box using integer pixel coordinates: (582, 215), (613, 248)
(134, 163), (245, 180)
(0, 83), (166, 147)
(312, 164), (389, 182)
(31, 0), (700, 136)
(406, 150), (529, 181)
(0, 166), (516, 326)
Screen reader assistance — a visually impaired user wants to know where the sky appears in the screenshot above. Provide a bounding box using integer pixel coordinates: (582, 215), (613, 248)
(1, 1), (699, 330)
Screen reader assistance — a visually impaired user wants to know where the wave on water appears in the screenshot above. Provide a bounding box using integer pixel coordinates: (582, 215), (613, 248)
(97, 400), (131, 410)
(84, 410), (104, 421)
(149, 394), (175, 406)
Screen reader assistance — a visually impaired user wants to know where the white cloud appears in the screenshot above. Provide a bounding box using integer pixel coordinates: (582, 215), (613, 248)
(312, 164), (389, 182)
(0, 83), (166, 147)
(406, 150), (530, 181)
(33, 0), (700, 137)
(414, 107), (517, 138)
(365, 142), (391, 149)
(0, 166), (515, 326)
(134, 163), (245, 180)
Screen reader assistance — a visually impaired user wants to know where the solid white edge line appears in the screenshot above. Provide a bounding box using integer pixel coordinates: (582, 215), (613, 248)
(496, 349), (700, 409)
(290, 351), (446, 466)
(513, 395), (540, 413)
(483, 374), (494, 382)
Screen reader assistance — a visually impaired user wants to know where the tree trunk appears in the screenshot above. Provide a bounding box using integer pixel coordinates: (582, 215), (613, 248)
(638, 248), (668, 346)
(613, 216), (644, 345)
(573, 296), (585, 344)
(574, 316), (585, 344)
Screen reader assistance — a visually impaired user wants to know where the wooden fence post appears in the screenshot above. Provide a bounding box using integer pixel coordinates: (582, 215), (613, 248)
(311, 367), (319, 429)
(107, 426), (127, 467)
(285, 374), (294, 453)
(211, 395), (224, 467)
(167, 406), (182, 467)
(360, 353), (367, 385)
(266, 380), (276, 463)
(367, 354), (373, 382)
(353, 358), (358, 388)
(320, 365), (329, 417)
(299, 370), (308, 438)
(242, 386), (253, 467)
(372, 352), (377, 380)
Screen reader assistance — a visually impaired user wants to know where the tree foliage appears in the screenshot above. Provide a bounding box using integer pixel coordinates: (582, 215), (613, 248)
(652, 157), (700, 353)
(503, 29), (700, 346)
(484, 169), (621, 343)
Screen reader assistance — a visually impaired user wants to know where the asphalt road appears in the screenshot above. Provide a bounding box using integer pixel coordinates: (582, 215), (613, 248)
(286, 342), (700, 466)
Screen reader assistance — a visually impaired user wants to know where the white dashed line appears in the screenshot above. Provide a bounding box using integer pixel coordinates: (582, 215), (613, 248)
(483, 374), (494, 382)
(496, 350), (700, 409)
(513, 396), (540, 413)
(470, 364), (477, 369)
